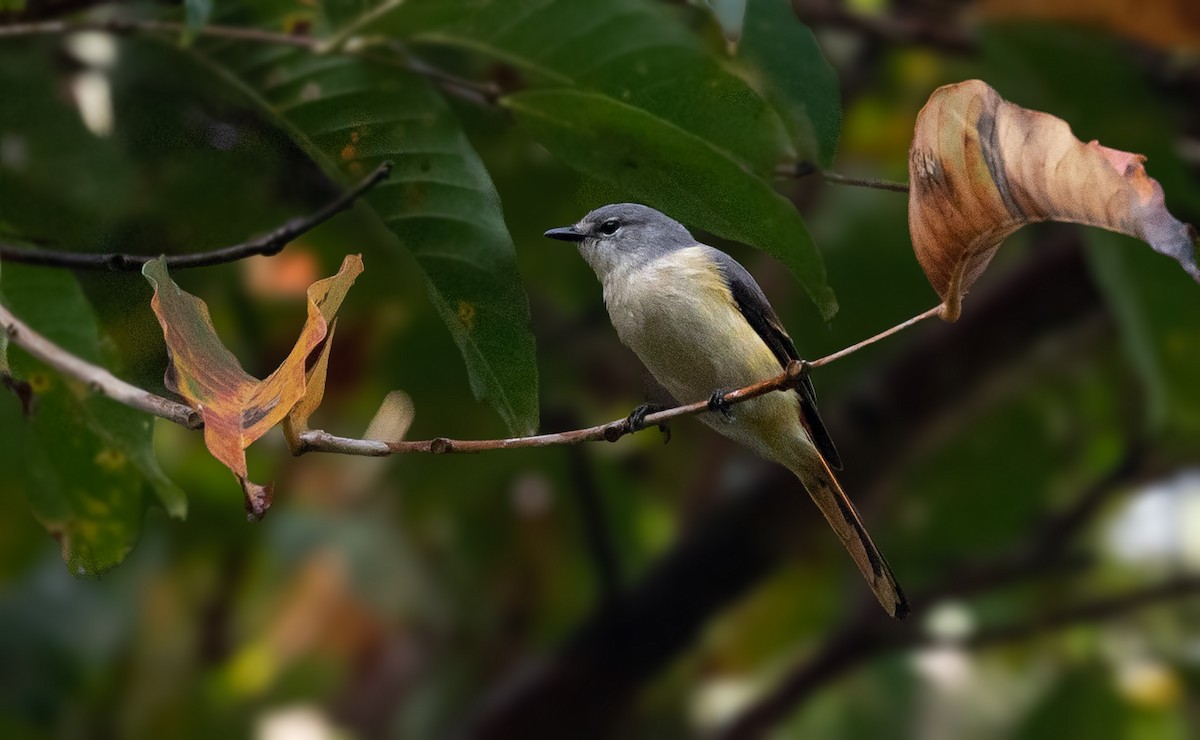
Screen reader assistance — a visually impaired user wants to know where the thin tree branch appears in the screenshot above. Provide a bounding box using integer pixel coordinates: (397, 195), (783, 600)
(2, 253), (941, 463)
(0, 300), (201, 428)
(820, 171), (910, 193)
(296, 360), (812, 456)
(296, 305), (943, 456)
(774, 162), (910, 193)
(0, 162), (392, 271)
(809, 305), (942, 369)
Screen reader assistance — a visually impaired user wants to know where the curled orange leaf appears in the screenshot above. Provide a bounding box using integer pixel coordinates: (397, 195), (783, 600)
(144, 255), (364, 518)
(908, 79), (1199, 320)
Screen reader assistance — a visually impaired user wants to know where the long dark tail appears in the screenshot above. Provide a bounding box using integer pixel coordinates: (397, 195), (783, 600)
(791, 452), (909, 619)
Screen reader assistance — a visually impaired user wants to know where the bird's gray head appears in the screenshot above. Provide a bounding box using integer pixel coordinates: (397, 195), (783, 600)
(544, 203), (695, 280)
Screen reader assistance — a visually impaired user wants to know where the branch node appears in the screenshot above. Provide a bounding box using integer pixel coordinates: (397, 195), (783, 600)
(603, 424), (625, 443)
(106, 254), (139, 271)
(430, 437), (453, 454)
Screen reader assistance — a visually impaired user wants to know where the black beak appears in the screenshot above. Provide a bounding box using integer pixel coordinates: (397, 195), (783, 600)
(544, 225), (585, 242)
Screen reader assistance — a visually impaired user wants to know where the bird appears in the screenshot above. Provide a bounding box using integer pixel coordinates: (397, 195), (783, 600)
(545, 203), (908, 618)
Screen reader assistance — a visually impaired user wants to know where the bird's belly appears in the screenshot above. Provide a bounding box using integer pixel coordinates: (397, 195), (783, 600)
(606, 259), (803, 458)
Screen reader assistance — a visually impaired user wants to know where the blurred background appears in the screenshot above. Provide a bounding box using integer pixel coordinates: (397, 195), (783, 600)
(1, 0), (1199, 738)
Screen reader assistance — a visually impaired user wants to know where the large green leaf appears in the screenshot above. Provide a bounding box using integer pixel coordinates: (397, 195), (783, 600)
(505, 89), (836, 317)
(365, 0), (838, 317)
(187, 20), (540, 435)
(735, 0), (841, 167)
(1, 264), (185, 576)
(369, 0), (792, 174)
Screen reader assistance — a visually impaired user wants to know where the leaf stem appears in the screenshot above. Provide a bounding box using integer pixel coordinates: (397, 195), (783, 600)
(0, 161), (392, 271)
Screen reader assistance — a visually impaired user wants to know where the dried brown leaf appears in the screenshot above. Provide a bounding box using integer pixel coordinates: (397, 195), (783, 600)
(908, 79), (1199, 320)
(144, 255), (364, 518)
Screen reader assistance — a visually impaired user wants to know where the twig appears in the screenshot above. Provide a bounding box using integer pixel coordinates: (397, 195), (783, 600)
(0, 289), (937, 451)
(297, 305), (941, 456)
(0, 162), (392, 271)
(819, 171), (910, 193)
(809, 305), (942, 368)
(774, 163), (910, 193)
(0, 300), (201, 428)
(296, 361), (810, 455)
(0, 287), (937, 451)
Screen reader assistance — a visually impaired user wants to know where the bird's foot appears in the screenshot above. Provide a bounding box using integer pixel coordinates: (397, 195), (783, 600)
(707, 389), (734, 419)
(626, 403), (672, 444)
(626, 402), (659, 431)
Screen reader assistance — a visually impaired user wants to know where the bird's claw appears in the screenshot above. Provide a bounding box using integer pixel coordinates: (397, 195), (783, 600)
(627, 402), (656, 431)
(707, 389), (733, 419)
(627, 403), (672, 444)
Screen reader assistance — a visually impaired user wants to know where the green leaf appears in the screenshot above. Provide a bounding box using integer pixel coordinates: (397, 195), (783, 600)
(366, 0), (836, 317)
(188, 32), (540, 435)
(1, 264), (186, 576)
(505, 89), (836, 319)
(736, 0), (841, 167)
(369, 0), (793, 175)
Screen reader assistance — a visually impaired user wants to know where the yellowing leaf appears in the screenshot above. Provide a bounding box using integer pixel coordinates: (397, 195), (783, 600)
(908, 79), (1200, 320)
(144, 255), (364, 518)
(280, 319), (337, 452)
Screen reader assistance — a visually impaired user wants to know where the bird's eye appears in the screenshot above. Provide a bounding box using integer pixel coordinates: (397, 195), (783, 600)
(598, 219), (620, 236)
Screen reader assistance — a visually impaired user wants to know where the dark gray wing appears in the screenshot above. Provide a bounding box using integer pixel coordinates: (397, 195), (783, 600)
(708, 248), (843, 470)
